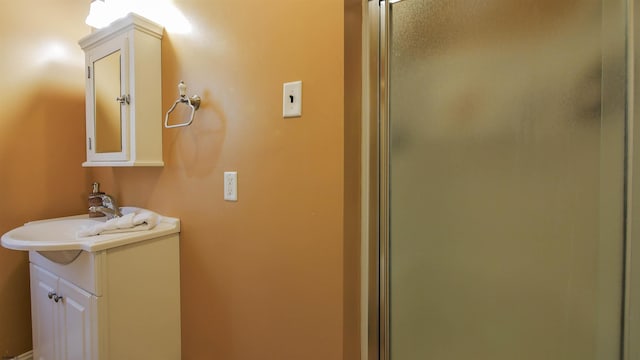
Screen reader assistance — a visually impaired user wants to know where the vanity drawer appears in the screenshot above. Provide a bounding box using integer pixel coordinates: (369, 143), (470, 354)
(29, 250), (105, 296)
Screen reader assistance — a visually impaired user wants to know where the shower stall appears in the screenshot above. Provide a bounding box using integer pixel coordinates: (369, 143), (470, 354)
(365, 0), (640, 359)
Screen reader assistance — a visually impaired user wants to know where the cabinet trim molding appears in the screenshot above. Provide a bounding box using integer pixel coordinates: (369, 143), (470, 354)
(79, 13), (163, 50)
(79, 13), (164, 167)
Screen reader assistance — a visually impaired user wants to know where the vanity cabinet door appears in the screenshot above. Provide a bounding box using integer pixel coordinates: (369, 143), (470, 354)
(31, 265), (59, 360)
(85, 36), (129, 164)
(30, 264), (99, 360)
(58, 278), (98, 360)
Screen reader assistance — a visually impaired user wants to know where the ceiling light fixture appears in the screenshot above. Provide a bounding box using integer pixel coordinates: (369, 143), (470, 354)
(85, 0), (192, 33)
(85, 0), (112, 28)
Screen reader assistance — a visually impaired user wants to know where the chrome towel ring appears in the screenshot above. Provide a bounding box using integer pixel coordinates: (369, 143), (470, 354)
(165, 81), (201, 128)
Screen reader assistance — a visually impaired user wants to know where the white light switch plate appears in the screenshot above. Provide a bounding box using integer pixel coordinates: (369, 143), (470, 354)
(283, 81), (302, 118)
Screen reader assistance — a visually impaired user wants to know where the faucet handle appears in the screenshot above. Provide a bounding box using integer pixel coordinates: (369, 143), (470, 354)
(98, 194), (123, 218)
(100, 194), (114, 208)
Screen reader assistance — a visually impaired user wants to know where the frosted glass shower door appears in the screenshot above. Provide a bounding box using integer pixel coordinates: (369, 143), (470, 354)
(387, 1), (626, 359)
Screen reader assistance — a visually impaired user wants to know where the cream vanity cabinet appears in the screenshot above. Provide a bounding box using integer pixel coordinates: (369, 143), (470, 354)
(28, 233), (181, 360)
(79, 13), (164, 167)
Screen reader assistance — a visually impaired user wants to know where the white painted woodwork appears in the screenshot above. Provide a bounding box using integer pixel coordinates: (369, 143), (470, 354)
(79, 14), (164, 167)
(31, 266), (98, 360)
(58, 278), (96, 360)
(31, 266), (58, 360)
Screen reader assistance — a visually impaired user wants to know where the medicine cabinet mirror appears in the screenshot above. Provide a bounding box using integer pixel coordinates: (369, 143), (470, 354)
(93, 50), (122, 154)
(79, 13), (164, 167)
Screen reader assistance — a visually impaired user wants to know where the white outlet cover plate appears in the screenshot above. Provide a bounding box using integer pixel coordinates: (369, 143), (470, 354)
(283, 81), (302, 118)
(224, 171), (237, 201)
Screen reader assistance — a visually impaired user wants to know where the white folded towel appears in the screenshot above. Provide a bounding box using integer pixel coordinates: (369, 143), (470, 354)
(77, 210), (161, 237)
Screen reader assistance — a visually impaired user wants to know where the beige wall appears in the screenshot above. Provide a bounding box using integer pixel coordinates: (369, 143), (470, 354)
(0, 1), (358, 359)
(0, 1), (91, 357)
(343, 0), (362, 359)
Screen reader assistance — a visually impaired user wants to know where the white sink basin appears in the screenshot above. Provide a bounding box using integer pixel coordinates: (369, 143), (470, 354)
(1, 208), (180, 255)
(5, 218), (104, 248)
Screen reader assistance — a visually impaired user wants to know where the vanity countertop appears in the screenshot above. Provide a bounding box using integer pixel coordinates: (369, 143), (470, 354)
(1, 208), (179, 253)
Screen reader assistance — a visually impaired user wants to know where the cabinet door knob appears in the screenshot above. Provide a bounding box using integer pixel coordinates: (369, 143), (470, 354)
(47, 292), (63, 303)
(116, 95), (130, 104)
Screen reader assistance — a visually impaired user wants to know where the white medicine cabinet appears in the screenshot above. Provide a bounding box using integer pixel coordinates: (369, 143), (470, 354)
(79, 13), (164, 167)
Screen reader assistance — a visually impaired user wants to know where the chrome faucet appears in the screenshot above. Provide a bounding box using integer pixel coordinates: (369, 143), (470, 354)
(89, 194), (123, 219)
